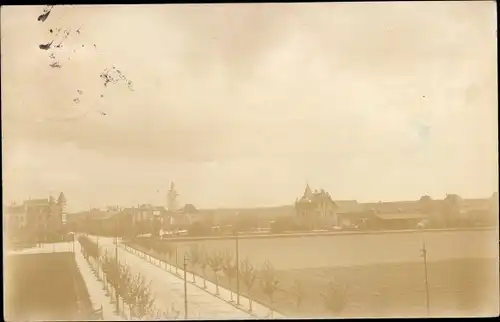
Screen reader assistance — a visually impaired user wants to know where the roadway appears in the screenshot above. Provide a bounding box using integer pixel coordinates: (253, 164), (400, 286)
(155, 226), (496, 243)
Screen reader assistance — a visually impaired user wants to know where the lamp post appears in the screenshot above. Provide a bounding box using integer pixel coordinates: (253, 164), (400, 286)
(176, 245), (179, 275)
(96, 235), (100, 276)
(234, 229), (240, 306)
(183, 254), (189, 320)
(115, 216), (119, 262)
(421, 241), (430, 316)
(115, 215), (120, 315)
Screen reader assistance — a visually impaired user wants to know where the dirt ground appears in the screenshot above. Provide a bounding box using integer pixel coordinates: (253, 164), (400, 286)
(4, 251), (93, 321)
(127, 241), (499, 318)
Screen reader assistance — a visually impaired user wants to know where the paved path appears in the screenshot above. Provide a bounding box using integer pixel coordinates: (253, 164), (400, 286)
(121, 243), (285, 319)
(88, 236), (256, 320)
(123, 243), (285, 319)
(157, 226), (496, 243)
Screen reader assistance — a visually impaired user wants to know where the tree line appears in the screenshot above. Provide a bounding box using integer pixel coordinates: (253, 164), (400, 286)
(78, 235), (181, 320)
(129, 238), (348, 317)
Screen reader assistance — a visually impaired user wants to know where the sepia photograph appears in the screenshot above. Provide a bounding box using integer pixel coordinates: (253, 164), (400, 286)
(1, 2), (498, 320)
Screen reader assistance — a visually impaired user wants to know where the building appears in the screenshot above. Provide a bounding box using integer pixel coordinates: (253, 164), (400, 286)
(167, 181), (179, 211)
(357, 194), (498, 229)
(333, 200), (365, 228)
(4, 195), (65, 242)
(180, 204), (200, 224)
(456, 193), (498, 227)
(4, 203), (28, 238)
(130, 204), (156, 225)
(372, 212), (428, 230)
(163, 204), (200, 229)
(294, 184), (338, 229)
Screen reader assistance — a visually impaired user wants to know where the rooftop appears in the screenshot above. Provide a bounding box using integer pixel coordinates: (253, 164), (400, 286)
(181, 204), (198, 214)
(297, 186), (335, 205)
(375, 213), (428, 220)
(334, 200), (363, 213)
(24, 198), (49, 206)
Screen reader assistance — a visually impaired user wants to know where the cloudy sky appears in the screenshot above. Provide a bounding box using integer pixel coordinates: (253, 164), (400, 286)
(1, 2), (497, 212)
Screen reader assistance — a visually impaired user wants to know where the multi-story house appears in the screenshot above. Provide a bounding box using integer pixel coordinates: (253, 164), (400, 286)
(4, 203), (28, 240)
(294, 184), (338, 229)
(4, 194), (65, 242)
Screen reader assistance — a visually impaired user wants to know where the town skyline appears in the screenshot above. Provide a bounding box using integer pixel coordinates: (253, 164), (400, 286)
(3, 4), (498, 320)
(2, 3), (497, 213)
(5, 182), (498, 214)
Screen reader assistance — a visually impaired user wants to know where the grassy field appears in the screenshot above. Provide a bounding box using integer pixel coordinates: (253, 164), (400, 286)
(142, 228), (498, 269)
(266, 258), (499, 318)
(129, 241), (499, 317)
(127, 229), (499, 317)
(4, 251), (93, 321)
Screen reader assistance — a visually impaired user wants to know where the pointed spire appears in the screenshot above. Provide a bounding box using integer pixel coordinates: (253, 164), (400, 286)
(304, 183), (313, 198)
(57, 192), (67, 206)
(168, 181), (179, 196)
(167, 181), (179, 211)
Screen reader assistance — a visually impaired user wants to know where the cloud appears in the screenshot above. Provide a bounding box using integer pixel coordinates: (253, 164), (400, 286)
(2, 3), (497, 210)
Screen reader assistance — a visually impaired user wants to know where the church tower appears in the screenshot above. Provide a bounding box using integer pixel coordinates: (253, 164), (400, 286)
(167, 182), (179, 211)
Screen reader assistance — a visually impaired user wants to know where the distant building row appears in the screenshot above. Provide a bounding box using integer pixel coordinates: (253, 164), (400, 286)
(65, 182), (202, 235)
(3, 193), (67, 242)
(293, 184), (498, 230)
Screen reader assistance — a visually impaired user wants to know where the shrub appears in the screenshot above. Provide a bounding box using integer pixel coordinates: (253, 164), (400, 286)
(321, 281), (348, 316)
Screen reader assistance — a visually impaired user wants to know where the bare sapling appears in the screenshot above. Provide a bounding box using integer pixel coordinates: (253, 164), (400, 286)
(222, 250), (237, 302)
(240, 258), (258, 312)
(199, 247), (209, 289)
(188, 244), (201, 283)
(260, 260), (280, 318)
(208, 251), (224, 295)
